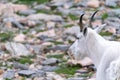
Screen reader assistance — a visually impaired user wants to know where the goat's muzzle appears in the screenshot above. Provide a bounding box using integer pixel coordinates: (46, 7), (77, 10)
(67, 49), (75, 60)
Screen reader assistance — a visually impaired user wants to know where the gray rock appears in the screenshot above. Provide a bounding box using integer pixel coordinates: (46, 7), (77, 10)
(104, 17), (120, 29)
(50, 0), (68, 7)
(34, 4), (50, 10)
(108, 9), (120, 17)
(38, 35), (54, 42)
(41, 58), (59, 65)
(18, 70), (36, 77)
(76, 69), (89, 74)
(64, 26), (80, 35)
(19, 9), (36, 15)
(57, 7), (70, 16)
(47, 45), (69, 52)
(27, 13), (63, 22)
(67, 77), (86, 80)
(76, 0), (88, 7)
(5, 42), (31, 56)
(3, 70), (15, 79)
(42, 66), (58, 72)
(105, 0), (120, 7)
(26, 44), (43, 55)
(3, 17), (24, 29)
(13, 62), (29, 70)
(35, 70), (46, 77)
(70, 8), (84, 16)
(50, 0), (74, 8)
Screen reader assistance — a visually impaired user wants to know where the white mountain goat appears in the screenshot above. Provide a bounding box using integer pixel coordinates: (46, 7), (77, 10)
(67, 11), (120, 80)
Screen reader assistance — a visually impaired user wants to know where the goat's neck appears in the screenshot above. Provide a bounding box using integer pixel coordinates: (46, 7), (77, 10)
(86, 29), (107, 68)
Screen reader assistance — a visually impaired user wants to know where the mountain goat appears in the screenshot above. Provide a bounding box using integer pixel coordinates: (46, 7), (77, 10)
(67, 11), (120, 80)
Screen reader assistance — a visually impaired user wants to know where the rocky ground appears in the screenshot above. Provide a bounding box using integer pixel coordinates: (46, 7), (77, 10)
(0, 0), (119, 80)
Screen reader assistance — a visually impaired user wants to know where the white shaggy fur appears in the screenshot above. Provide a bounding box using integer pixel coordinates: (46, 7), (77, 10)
(68, 24), (120, 80)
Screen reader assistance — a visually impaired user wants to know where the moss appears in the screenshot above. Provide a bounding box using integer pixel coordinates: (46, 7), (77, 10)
(18, 55), (34, 64)
(36, 10), (53, 14)
(68, 14), (79, 20)
(22, 29), (30, 34)
(54, 12), (63, 16)
(51, 41), (64, 45)
(108, 6), (120, 9)
(51, 6), (58, 10)
(47, 54), (64, 59)
(13, 0), (49, 5)
(100, 31), (112, 36)
(64, 24), (74, 28)
(0, 31), (14, 42)
(5, 78), (12, 80)
(21, 77), (26, 80)
(101, 13), (108, 20)
(19, 58), (31, 64)
(55, 63), (81, 77)
(7, 55), (34, 64)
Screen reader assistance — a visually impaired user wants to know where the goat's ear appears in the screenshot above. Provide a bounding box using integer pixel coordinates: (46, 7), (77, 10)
(94, 24), (106, 33)
(83, 27), (87, 36)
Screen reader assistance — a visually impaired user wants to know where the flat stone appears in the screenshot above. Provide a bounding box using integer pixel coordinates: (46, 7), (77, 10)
(13, 62), (29, 70)
(5, 42), (31, 56)
(64, 26), (80, 35)
(34, 4), (50, 10)
(42, 66), (58, 72)
(47, 45), (69, 52)
(27, 13), (63, 22)
(67, 77), (86, 80)
(105, 0), (119, 7)
(18, 70), (36, 77)
(108, 9), (120, 17)
(3, 70), (15, 79)
(38, 35), (54, 42)
(3, 17), (24, 29)
(41, 58), (59, 65)
(76, 69), (89, 74)
(25, 44), (44, 55)
(19, 9), (36, 15)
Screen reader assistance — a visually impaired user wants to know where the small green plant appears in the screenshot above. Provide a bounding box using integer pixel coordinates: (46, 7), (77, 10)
(101, 13), (108, 20)
(100, 31), (112, 36)
(47, 54), (64, 59)
(13, 0), (49, 5)
(64, 24), (74, 28)
(5, 78), (12, 80)
(55, 63), (81, 77)
(68, 14), (79, 20)
(51, 41), (64, 45)
(37, 10), (53, 14)
(7, 55), (34, 64)
(0, 31), (14, 42)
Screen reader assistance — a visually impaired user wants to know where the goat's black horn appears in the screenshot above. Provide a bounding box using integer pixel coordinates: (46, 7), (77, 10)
(89, 10), (99, 28)
(79, 14), (84, 32)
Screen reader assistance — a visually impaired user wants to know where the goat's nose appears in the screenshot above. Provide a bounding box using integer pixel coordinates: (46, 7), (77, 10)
(67, 49), (75, 59)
